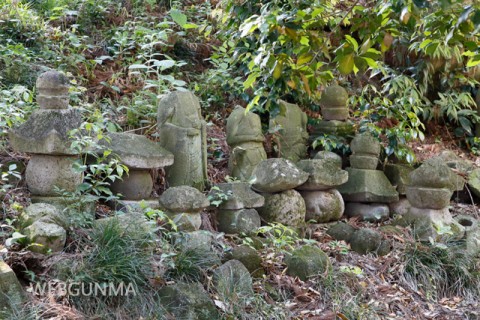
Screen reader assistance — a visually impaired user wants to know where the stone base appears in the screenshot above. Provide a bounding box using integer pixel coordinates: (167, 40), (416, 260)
(406, 187), (452, 209)
(455, 215), (480, 257)
(110, 169), (153, 200)
(337, 168), (399, 203)
(167, 212), (202, 231)
(389, 197), (411, 216)
(110, 199), (161, 212)
(402, 206), (464, 241)
(26, 155), (83, 195)
(345, 202), (389, 222)
(300, 189), (344, 223)
(311, 120), (354, 136)
(31, 195), (96, 226)
(217, 208), (261, 235)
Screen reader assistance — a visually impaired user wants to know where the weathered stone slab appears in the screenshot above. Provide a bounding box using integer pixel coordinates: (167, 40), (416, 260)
(9, 109), (82, 155)
(159, 186), (209, 213)
(209, 182), (264, 210)
(350, 132), (381, 157)
(406, 187), (452, 209)
(251, 158), (309, 193)
(401, 206), (464, 241)
(467, 168), (480, 198)
(349, 155), (378, 170)
(337, 168), (399, 203)
(300, 189), (344, 223)
(99, 132), (174, 169)
(217, 208), (261, 235)
(313, 151), (342, 167)
(296, 159), (348, 191)
(158, 282), (219, 319)
(36, 70), (69, 110)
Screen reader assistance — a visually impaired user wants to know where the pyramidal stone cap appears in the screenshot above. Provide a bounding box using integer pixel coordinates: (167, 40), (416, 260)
(36, 71), (70, 110)
(99, 132), (174, 169)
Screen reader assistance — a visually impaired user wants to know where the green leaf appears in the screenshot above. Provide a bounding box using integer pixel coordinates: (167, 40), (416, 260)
(338, 53), (355, 74)
(129, 64), (148, 70)
(170, 9), (187, 27)
(466, 56), (480, 67)
(345, 35), (359, 52)
(243, 73), (258, 89)
(154, 60), (176, 70)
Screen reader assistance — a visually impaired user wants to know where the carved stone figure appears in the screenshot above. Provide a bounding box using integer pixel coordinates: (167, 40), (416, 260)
(269, 100), (308, 163)
(226, 106), (267, 181)
(157, 91), (208, 190)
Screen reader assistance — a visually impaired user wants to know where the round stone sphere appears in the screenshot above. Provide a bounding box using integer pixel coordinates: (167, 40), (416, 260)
(26, 155), (83, 196)
(110, 169), (153, 200)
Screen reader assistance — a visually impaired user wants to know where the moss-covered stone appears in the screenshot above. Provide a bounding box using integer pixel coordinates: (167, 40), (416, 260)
(158, 282), (219, 320)
(23, 220), (66, 253)
(350, 132), (381, 157)
(227, 245), (264, 277)
(350, 228), (382, 255)
(159, 186), (209, 213)
(327, 222), (356, 242)
(284, 245), (331, 281)
(301, 189), (344, 223)
(217, 208), (261, 235)
(257, 190), (306, 228)
(251, 158), (309, 193)
(296, 159), (348, 191)
(213, 260), (253, 298)
(0, 261), (25, 310)
(384, 164), (413, 195)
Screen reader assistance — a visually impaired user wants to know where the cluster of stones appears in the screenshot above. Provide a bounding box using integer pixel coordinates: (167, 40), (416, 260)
(296, 151), (348, 223)
(99, 132), (173, 210)
(251, 158), (309, 228)
(327, 222), (391, 256)
(269, 100), (309, 163)
(157, 91), (208, 191)
(9, 71), (83, 206)
(311, 85), (354, 139)
(402, 158), (465, 241)
(209, 182), (264, 235)
(159, 186), (210, 231)
(338, 132), (399, 222)
(226, 106), (267, 181)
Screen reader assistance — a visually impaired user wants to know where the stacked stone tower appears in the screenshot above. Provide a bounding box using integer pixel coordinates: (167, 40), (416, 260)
(312, 85), (354, 137)
(338, 132), (398, 221)
(9, 71), (83, 205)
(403, 158), (464, 240)
(296, 151), (349, 223)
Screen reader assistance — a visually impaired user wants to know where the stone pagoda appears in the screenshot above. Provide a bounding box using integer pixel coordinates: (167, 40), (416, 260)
(312, 85), (354, 137)
(9, 71), (83, 207)
(338, 132), (398, 221)
(296, 151), (349, 223)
